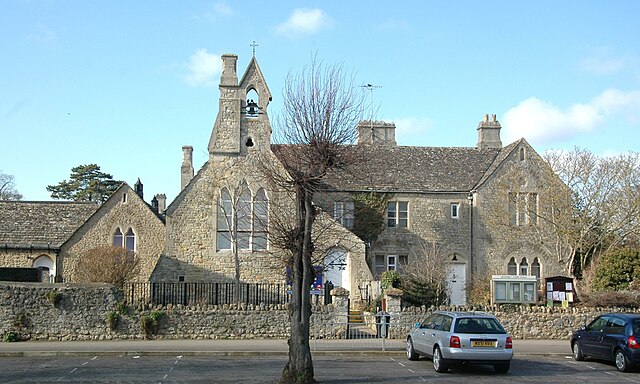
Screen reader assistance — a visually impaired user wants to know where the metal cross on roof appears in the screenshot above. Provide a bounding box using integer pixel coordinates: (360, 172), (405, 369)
(250, 41), (258, 57)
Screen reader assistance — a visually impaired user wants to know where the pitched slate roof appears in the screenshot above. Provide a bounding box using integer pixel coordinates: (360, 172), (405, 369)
(274, 144), (502, 193)
(0, 201), (98, 248)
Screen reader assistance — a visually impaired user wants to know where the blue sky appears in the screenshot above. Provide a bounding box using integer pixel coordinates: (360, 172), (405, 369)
(2, 1), (639, 202)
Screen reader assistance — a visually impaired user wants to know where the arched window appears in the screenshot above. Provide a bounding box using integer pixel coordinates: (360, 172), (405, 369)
(507, 257), (517, 275)
(519, 147), (526, 161)
(253, 188), (269, 250)
(217, 188), (232, 251)
(236, 181), (252, 250)
(531, 258), (541, 279)
(125, 228), (136, 252)
(519, 257), (529, 275)
(113, 228), (123, 248)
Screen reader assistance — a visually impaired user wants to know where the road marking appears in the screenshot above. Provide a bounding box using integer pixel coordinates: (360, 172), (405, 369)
(398, 362), (405, 367)
(418, 376), (427, 382)
(624, 377), (639, 383)
(91, 356), (98, 361)
(133, 356), (140, 359)
(408, 369), (415, 373)
(604, 371), (615, 376)
(56, 378), (63, 382)
(163, 374), (168, 379)
(70, 368), (77, 373)
(389, 357), (396, 361)
(586, 365), (596, 370)
(82, 362), (88, 366)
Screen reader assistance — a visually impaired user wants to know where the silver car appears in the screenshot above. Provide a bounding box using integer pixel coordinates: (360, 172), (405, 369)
(406, 311), (513, 373)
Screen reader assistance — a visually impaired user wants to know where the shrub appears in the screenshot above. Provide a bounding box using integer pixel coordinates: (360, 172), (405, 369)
(2, 332), (19, 343)
(401, 278), (447, 307)
(591, 248), (640, 292)
(76, 246), (140, 291)
(381, 270), (401, 291)
(141, 310), (165, 337)
(46, 291), (62, 307)
(107, 311), (119, 330)
(117, 301), (129, 315)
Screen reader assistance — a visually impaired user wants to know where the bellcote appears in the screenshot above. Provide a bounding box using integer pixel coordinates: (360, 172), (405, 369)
(208, 54), (272, 156)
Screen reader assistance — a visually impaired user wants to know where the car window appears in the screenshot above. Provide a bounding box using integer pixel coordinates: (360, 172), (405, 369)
(454, 317), (506, 334)
(606, 317), (626, 335)
(633, 319), (640, 335)
(432, 315), (447, 331)
(441, 315), (453, 331)
(421, 314), (439, 329)
(587, 316), (609, 332)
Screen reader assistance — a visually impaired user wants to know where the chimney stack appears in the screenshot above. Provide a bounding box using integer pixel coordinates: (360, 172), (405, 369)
(181, 146), (194, 190)
(152, 193), (167, 214)
(477, 114), (502, 150)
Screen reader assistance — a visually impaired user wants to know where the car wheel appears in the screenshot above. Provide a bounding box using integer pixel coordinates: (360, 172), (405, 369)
(432, 346), (448, 373)
(572, 341), (585, 361)
(615, 349), (630, 372)
(494, 362), (510, 373)
(406, 338), (419, 361)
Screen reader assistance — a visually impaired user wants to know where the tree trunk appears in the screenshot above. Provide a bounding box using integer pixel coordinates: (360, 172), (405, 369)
(281, 188), (315, 384)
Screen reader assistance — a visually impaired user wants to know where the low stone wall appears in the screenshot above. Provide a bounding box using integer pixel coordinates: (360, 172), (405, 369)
(2, 282), (638, 341)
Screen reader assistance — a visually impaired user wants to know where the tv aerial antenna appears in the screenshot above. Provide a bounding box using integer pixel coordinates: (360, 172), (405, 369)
(361, 83), (382, 143)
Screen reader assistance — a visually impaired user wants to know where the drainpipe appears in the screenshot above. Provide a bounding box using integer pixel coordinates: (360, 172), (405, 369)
(467, 192), (475, 277)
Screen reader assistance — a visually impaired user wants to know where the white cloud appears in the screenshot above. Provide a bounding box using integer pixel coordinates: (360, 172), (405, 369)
(502, 89), (640, 145)
(276, 8), (331, 36)
(393, 117), (434, 145)
(212, 2), (233, 17)
(185, 49), (221, 87)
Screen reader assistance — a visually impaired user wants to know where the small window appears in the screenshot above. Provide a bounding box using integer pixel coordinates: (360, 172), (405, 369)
(451, 203), (459, 219)
(122, 193), (127, 203)
(531, 258), (541, 278)
(507, 257), (517, 275)
(334, 201), (354, 229)
(178, 276), (185, 282)
(519, 257), (529, 275)
(519, 147), (526, 161)
(125, 228), (136, 252)
(113, 228), (123, 248)
(387, 201), (408, 228)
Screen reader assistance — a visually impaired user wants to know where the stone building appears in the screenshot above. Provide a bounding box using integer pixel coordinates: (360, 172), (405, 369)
(0, 53), (570, 305)
(0, 200), (97, 281)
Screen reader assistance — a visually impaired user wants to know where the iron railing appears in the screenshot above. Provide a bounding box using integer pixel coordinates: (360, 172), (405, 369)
(128, 282), (291, 306)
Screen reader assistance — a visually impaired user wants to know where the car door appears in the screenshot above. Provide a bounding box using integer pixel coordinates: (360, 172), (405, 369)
(414, 314), (438, 355)
(581, 315), (609, 358)
(601, 316), (626, 360)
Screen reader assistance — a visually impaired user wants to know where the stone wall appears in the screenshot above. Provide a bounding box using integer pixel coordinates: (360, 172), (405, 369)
(2, 282), (635, 341)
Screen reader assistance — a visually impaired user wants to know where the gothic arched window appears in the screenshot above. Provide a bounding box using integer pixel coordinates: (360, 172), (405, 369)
(531, 258), (541, 279)
(125, 228), (136, 252)
(113, 228), (123, 248)
(236, 181), (252, 250)
(217, 188), (232, 251)
(253, 188), (269, 251)
(519, 257), (529, 275)
(507, 257), (517, 275)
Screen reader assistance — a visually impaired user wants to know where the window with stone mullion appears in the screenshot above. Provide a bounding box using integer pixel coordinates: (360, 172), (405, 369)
(252, 188), (268, 251)
(236, 186), (252, 250)
(216, 188), (233, 251)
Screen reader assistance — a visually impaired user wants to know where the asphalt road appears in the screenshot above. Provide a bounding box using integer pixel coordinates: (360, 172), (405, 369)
(2, 354), (640, 383)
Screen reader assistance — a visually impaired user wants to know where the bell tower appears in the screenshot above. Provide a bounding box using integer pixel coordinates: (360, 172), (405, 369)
(208, 54), (272, 156)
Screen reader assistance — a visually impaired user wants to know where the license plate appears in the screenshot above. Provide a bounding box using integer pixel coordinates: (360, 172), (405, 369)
(472, 340), (496, 347)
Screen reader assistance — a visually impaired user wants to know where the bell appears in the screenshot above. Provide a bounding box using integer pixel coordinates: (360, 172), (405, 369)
(247, 99), (258, 116)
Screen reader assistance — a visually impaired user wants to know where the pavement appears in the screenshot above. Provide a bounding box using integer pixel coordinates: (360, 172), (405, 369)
(0, 338), (572, 357)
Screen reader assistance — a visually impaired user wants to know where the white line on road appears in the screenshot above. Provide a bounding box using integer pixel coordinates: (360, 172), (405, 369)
(625, 377), (639, 383)
(586, 365), (596, 370)
(163, 374), (168, 379)
(604, 371), (615, 376)
(398, 362), (405, 367)
(82, 362), (88, 366)
(418, 376), (427, 382)
(70, 368), (77, 373)
(408, 369), (415, 373)
(91, 356), (98, 361)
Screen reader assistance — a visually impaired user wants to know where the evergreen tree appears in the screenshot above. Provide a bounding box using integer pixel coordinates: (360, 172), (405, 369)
(47, 164), (122, 203)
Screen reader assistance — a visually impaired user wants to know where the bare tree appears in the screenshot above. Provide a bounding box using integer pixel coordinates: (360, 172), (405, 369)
(402, 240), (452, 307)
(261, 58), (365, 384)
(0, 171), (22, 200)
(544, 148), (640, 277)
(75, 246), (140, 291)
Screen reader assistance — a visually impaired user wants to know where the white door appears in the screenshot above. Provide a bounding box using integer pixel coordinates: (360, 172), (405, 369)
(323, 249), (350, 291)
(447, 263), (466, 305)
